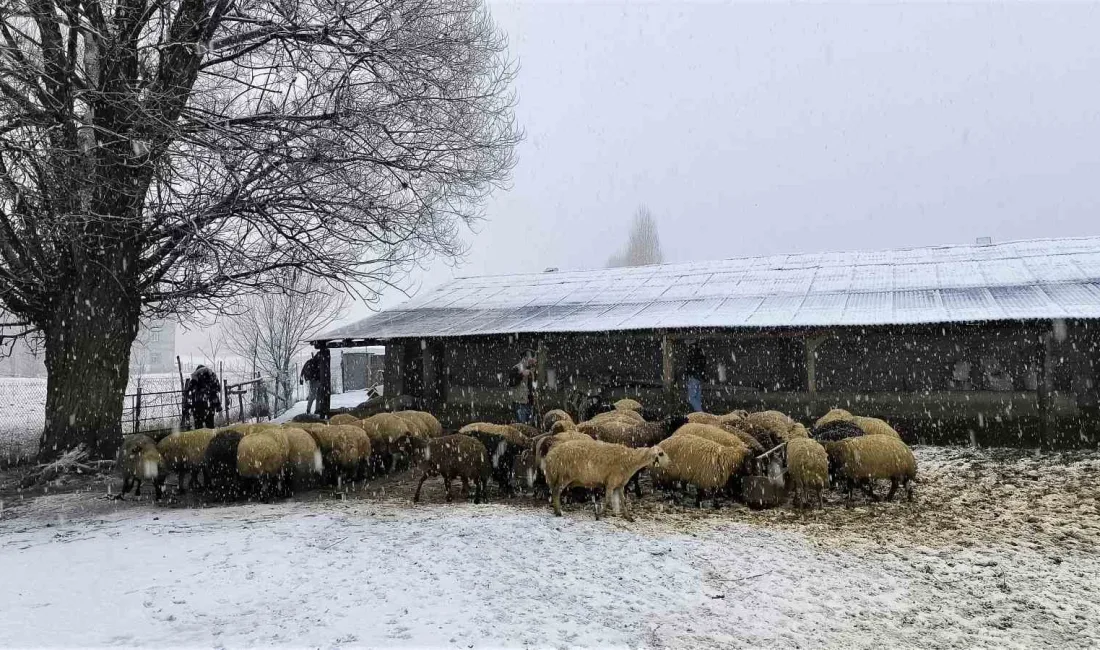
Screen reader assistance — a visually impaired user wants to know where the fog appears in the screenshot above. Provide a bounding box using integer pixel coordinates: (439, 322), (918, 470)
(179, 2), (1100, 352)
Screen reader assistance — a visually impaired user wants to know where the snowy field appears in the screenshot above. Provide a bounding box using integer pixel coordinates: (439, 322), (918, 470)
(0, 447), (1097, 649)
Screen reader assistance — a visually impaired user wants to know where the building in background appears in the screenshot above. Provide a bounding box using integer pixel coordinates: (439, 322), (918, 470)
(0, 319), (178, 377)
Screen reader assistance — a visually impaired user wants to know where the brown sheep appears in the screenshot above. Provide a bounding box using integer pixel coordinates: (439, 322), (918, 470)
(687, 412), (722, 426)
(328, 413), (360, 426)
(613, 398), (644, 412)
(542, 409), (574, 432)
(550, 419), (577, 434)
(715, 423), (766, 454)
(414, 434), (491, 504)
(543, 440), (669, 521)
(458, 422), (532, 495)
(117, 434), (165, 500)
(824, 435), (917, 504)
(157, 428), (217, 493)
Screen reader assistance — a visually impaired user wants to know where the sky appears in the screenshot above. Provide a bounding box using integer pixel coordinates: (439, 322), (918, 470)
(178, 1), (1100, 354)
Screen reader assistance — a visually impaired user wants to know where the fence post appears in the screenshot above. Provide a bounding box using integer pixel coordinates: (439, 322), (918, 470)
(222, 379), (229, 424)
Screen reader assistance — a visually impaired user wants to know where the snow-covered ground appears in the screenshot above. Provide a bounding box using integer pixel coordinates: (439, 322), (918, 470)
(1, 444), (1099, 649)
(274, 388), (371, 423)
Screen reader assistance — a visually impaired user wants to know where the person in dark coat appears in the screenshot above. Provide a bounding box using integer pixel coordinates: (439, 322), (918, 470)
(684, 341), (706, 412)
(300, 353), (322, 415)
(186, 365), (222, 428)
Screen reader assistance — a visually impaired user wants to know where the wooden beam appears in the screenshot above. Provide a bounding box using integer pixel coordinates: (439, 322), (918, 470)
(1039, 327), (1055, 449)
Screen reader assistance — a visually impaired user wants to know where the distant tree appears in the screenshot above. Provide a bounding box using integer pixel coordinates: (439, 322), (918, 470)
(607, 206), (664, 268)
(221, 273), (348, 411)
(0, 0), (520, 458)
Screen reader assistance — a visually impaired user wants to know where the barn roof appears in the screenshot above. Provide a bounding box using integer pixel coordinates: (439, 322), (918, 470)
(318, 236), (1100, 341)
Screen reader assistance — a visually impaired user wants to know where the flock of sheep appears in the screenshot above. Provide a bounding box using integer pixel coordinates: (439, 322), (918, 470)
(116, 401), (917, 520)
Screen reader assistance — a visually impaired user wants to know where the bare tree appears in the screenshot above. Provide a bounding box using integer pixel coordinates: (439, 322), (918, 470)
(0, 0), (521, 457)
(607, 206), (664, 268)
(221, 272), (348, 411)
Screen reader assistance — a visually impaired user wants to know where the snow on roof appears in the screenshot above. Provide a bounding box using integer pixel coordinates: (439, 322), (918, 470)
(318, 236), (1100, 341)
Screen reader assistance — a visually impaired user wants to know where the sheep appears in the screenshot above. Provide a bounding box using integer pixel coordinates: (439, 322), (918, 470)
(282, 426), (324, 480)
(672, 423), (752, 452)
(394, 411), (431, 439)
(509, 422), (541, 440)
(361, 413), (412, 473)
(824, 435), (917, 504)
(550, 419), (577, 434)
(811, 420), (866, 443)
(157, 428), (217, 494)
(117, 434), (165, 500)
(582, 415), (688, 496)
(308, 425), (361, 485)
(588, 409), (644, 425)
(328, 413), (360, 426)
(237, 430), (290, 498)
(788, 423), (810, 439)
(714, 423), (766, 454)
(511, 448), (538, 493)
(655, 433), (753, 507)
(784, 438), (828, 510)
(687, 412), (722, 426)
(542, 409), (574, 432)
(415, 411), (445, 438)
(851, 416), (903, 441)
(203, 430), (247, 501)
(543, 439), (670, 521)
(533, 430), (593, 478)
(458, 422), (531, 495)
(814, 408), (853, 430)
(613, 398), (643, 412)
(413, 434), (491, 504)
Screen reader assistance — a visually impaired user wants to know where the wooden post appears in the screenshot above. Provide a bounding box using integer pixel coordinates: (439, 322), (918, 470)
(661, 334), (674, 403)
(804, 335), (826, 416)
(421, 339), (437, 411)
(318, 345), (332, 415)
(535, 339), (548, 427)
(1038, 328), (1054, 449)
(133, 382), (142, 434)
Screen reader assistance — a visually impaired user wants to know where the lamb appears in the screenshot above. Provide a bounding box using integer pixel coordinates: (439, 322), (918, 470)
(541, 409), (574, 432)
(413, 434), (491, 504)
(543, 439), (669, 521)
(157, 428), (217, 494)
(204, 430), (247, 501)
(784, 438), (828, 510)
(811, 420), (866, 443)
(458, 422), (531, 495)
(824, 435), (917, 504)
(655, 433), (753, 507)
(613, 398), (643, 412)
(328, 413), (360, 426)
(117, 434), (165, 500)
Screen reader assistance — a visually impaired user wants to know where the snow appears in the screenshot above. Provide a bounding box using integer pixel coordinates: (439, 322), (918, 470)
(274, 389), (372, 423)
(1, 478), (1097, 648)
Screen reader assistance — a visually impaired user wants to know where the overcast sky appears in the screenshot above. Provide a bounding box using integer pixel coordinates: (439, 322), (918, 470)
(179, 1), (1100, 353)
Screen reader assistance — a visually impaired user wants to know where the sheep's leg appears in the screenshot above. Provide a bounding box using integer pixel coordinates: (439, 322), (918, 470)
(886, 478), (899, 502)
(552, 485), (564, 517)
(630, 472), (642, 498)
(864, 480), (879, 502)
(134, 479), (142, 497)
(816, 488), (823, 510)
(593, 492), (602, 520)
(474, 479), (483, 505)
(153, 475), (165, 501)
(904, 476), (914, 502)
(619, 488), (635, 522)
(443, 477), (454, 503)
(845, 478), (854, 507)
(695, 488), (704, 509)
(413, 473), (429, 503)
(460, 477), (470, 498)
(121, 477), (133, 497)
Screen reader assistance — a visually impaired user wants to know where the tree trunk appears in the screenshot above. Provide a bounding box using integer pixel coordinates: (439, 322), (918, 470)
(39, 285), (141, 460)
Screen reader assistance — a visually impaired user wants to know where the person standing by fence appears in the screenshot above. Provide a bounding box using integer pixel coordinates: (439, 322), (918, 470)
(186, 365), (222, 428)
(300, 353), (322, 415)
(508, 349), (537, 424)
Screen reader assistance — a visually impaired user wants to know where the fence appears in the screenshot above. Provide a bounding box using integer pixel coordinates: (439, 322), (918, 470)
(0, 371), (287, 465)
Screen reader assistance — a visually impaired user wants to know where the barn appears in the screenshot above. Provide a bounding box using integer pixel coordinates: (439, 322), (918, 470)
(314, 237), (1100, 448)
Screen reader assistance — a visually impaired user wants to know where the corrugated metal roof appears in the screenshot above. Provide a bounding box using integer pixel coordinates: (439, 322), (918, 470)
(319, 237), (1100, 341)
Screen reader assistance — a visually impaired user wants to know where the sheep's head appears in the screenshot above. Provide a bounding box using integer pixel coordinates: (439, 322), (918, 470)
(650, 447), (670, 468)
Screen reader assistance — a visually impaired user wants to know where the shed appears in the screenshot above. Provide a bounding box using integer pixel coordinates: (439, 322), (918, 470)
(314, 236), (1100, 447)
